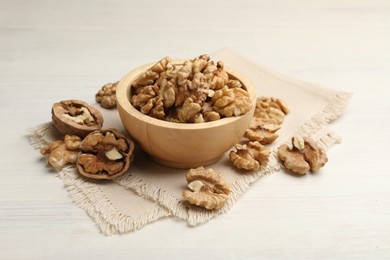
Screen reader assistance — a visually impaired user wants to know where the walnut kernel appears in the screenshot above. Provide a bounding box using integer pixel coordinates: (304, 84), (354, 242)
(254, 97), (289, 125)
(130, 54), (252, 123)
(96, 82), (118, 109)
(182, 167), (231, 210)
(278, 137), (328, 174)
(229, 141), (270, 171)
(212, 86), (252, 117)
(40, 135), (82, 169)
(244, 118), (281, 144)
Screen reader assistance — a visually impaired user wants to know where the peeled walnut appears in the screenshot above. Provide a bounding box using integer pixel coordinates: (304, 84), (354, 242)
(76, 129), (134, 180)
(254, 97), (289, 125)
(52, 100), (103, 138)
(131, 85), (165, 120)
(132, 57), (172, 87)
(96, 82), (117, 109)
(212, 86), (252, 117)
(229, 141), (270, 171)
(278, 136), (328, 175)
(244, 118), (281, 144)
(182, 167), (231, 210)
(203, 111), (220, 122)
(209, 61), (229, 90)
(40, 135), (82, 170)
(130, 54), (252, 122)
(177, 98), (202, 123)
(157, 71), (176, 108)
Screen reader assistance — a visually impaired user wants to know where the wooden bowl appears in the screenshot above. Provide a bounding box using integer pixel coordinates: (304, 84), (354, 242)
(116, 60), (256, 169)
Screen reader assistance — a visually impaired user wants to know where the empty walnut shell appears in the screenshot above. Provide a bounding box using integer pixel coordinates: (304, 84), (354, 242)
(52, 100), (104, 138)
(76, 128), (134, 180)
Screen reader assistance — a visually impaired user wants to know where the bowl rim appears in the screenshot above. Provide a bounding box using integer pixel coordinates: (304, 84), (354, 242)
(116, 59), (256, 130)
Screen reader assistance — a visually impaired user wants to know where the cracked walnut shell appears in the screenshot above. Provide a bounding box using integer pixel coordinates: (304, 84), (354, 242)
(40, 135), (82, 170)
(278, 136), (328, 174)
(182, 167), (231, 210)
(229, 141), (270, 171)
(52, 100), (103, 138)
(76, 129), (134, 180)
(96, 82), (118, 109)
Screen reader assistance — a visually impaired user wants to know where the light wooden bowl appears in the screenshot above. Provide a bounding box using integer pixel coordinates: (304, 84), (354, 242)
(116, 60), (256, 169)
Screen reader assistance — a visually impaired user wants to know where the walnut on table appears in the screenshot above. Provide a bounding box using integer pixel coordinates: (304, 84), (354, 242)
(229, 141), (270, 171)
(76, 128), (134, 180)
(96, 82), (118, 109)
(278, 136), (328, 175)
(40, 135), (82, 170)
(182, 167), (231, 210)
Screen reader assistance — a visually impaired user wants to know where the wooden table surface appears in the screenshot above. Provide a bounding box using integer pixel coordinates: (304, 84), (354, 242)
(1, 0), (389, 259)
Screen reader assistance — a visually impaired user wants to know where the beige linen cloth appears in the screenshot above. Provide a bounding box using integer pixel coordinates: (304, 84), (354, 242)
(29, 49), (351, 235)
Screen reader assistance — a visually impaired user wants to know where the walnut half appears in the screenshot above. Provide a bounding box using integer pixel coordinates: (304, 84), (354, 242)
(278, 136), (328, 174)
(244, 118), (281, 144)
(229, 141), (270, 171)
(40, 135), (82, 170)
(52, 100), (103, 138)
(96, 82), (118, 109)
(76, 129), (134, 180)
(254, 97), (289, 125)
(182, 167), (231, 210)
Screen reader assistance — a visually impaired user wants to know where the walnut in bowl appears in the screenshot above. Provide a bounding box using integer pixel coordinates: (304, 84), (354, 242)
(116, 55), (256, 168)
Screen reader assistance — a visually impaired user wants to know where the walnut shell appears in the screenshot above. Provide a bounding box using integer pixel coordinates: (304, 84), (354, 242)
(76, 128), (134, 180)
(52, 100), (103, 138)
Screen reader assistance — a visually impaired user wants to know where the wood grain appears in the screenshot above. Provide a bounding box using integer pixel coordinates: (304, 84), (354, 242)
(1, 0), (389, 258)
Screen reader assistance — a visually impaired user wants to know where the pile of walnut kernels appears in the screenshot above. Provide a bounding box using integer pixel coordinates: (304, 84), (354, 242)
(40, 54), (329, 211)
(130, 54), (252, 123)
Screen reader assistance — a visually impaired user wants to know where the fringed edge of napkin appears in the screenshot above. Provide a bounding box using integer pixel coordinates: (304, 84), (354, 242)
(117, 91), (352, 226)
(28, 123), (170, 236)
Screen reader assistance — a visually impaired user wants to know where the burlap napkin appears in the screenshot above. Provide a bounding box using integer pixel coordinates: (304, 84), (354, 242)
(29, 49), (351, 235)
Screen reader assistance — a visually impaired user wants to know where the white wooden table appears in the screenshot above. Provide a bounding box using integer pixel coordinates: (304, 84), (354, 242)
(1, 0), (389, 258)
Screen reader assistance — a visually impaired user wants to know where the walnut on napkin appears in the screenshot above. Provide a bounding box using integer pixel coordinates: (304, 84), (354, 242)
(183, 167), (231, 210)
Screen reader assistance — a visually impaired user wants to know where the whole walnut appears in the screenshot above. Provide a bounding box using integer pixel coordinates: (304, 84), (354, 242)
(76, 129), (134, 180)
